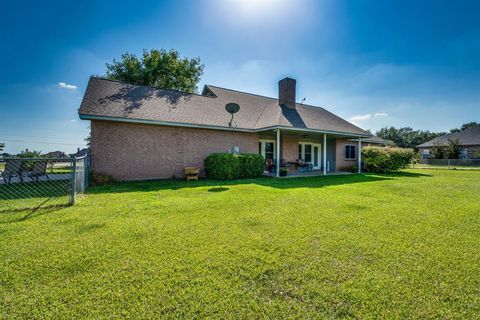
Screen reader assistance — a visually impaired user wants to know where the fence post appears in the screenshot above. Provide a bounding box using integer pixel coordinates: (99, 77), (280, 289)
(69, 157), (77, 205)
(448, 159), (451, 170)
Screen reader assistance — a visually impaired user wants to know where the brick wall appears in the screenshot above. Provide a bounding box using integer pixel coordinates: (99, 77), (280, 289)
(91, 120), (259, 181)
(336, 139), (358, 171)
(281, 135), (298, 162)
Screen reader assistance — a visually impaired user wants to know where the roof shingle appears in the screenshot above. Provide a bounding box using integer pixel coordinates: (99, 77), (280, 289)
(79, 77), (370, 136)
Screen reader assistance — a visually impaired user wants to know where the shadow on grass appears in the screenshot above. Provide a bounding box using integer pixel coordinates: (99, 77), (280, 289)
(0, 198), (68, 224)
(87, 171), (431, 195)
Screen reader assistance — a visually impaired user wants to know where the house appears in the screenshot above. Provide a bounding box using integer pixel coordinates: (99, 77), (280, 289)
(79, 77), (378, 180)
(44, 151), (67, 158)
(418, 125), (480, 159)
(74, 148), (90, 158)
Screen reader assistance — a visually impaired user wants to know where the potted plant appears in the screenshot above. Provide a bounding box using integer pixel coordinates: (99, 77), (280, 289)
(280, 168), (288, 177)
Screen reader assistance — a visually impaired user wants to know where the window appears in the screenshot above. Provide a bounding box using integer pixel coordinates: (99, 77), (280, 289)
(264, 142), (274, 160)
(259, 140), (275, 161)
(345, 145), (356, 160)
(304, 144), (312, 162)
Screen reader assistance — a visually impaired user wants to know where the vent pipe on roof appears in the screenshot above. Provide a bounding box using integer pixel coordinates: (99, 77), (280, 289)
(279, 78), (296, 109)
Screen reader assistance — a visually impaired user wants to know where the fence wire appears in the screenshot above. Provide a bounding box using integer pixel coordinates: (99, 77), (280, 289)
(0, 155), (89, 211)
(417, 158), (480, 169)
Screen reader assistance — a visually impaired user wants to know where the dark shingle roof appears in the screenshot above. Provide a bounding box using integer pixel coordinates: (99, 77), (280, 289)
(79, 77), (370, 136)
(417, 125), (480, 148)
(349, 135), (387, 145)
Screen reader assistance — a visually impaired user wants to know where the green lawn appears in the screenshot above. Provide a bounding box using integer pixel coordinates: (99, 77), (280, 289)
(1, 170), (479, 319)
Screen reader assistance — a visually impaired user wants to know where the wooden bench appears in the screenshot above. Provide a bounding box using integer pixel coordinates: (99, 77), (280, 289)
(184, 167), (199, 181)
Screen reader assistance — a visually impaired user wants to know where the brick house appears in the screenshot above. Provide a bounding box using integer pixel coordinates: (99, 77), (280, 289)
(418, 125), (480, 159)
(79, 77), (383, 180)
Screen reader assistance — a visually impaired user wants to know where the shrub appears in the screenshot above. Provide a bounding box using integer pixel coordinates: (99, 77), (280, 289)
(204, 153), (240, 180)
(279, 168), (288, 177)
(362, 146), (415, 173)
(90, 171), (114, 185)
(445, 139), (461, 159)
(204, 153), (264, 180)
(237, 153), (264, 178)
(431, 142), (445, 159)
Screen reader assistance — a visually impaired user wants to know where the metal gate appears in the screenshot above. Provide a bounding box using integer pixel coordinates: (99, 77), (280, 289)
(0, 155), (90, 211)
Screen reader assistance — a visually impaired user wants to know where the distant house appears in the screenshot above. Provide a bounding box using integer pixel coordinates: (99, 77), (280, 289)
(79, 77), (380, 180)
(74, 148), (90, 157)
(44, 151), (67, 158)
(417, 125), (480, 159)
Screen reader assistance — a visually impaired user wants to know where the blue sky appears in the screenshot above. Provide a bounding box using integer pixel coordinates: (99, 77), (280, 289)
(1, 0), (479, 154)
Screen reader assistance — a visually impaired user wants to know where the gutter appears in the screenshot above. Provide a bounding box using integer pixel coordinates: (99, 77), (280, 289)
(78, 114), (370, 138)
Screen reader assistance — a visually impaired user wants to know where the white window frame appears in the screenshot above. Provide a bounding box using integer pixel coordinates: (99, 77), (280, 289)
(345, 144), (357, 160)
(259, 139), (276, 160)
(298, 142), (322, 169)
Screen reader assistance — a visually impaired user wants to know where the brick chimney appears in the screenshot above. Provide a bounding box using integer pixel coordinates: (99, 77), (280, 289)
(278, 78), (296, 109)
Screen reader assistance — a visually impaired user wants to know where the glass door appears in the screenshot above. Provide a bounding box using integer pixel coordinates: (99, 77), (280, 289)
(299, 142), (321, 169)
(312, 144), (321, 170)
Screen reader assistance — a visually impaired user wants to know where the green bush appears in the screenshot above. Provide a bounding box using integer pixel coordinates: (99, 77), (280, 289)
(362, 146), (415, 172)
(204, 153), (264, 180)
(237, 153), (264, 178)
(204, 153), (240, 180)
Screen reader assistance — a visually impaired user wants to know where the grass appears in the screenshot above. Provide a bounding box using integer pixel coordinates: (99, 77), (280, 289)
(1, 170), (479, 319)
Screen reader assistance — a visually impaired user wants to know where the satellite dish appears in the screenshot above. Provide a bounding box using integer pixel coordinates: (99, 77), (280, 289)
(225, 103), (240, 127)
(225, 103), (240, 114)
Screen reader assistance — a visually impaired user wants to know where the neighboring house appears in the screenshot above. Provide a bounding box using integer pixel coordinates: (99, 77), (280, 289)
(418, 125), (480, 159)
(74, 148), (90, 158)
(44, 151), (67, 158)
(79, 77), (374, 181)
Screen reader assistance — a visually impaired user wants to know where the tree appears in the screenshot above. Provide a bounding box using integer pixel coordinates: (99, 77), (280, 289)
(445, 139), (462, 159)
(18, 149), (42, 158)
(450, 121), (479, 133)
(431, 142), (445, 159)
(376, 126), (445, 150)
(105, 49), (204, 93)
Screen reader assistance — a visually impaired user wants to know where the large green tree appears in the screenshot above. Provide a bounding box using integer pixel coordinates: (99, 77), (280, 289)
(105, 49), (204, 93)
(450, 121), (479, 133)
(376, 127), (445, 149)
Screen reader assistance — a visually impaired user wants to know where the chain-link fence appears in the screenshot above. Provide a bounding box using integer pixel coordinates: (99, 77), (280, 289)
(0, 155), (89, 211)
(417, 158), (480, 169)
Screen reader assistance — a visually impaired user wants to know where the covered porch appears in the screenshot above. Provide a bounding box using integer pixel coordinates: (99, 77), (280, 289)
(258, 127), (366, 177)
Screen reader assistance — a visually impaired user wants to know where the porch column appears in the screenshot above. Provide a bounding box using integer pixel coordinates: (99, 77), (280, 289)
(323, 134), (327, 175)
(358, 138), (362, 173)
(276, 129), (280, 177)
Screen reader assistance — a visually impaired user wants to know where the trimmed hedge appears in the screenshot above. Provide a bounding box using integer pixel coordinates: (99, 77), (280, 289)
(362, 146), (415, 173)
(238, 153), (264, 178)
(204, 153), (264, 180)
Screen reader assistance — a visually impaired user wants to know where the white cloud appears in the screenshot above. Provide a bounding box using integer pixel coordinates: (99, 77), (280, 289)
(58, 82), (77, 90)
(349, 114), (372, 122)
(374, 112), (389, 117)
